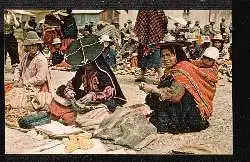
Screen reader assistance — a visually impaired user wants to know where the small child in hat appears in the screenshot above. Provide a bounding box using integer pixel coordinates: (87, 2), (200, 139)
(51, 37), (72, 70)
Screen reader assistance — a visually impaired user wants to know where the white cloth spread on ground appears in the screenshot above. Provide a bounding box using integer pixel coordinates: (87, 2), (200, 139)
(35, 120), (82, 136)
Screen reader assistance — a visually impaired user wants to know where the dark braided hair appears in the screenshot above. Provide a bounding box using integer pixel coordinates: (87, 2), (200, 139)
(161, 44), (188, 63)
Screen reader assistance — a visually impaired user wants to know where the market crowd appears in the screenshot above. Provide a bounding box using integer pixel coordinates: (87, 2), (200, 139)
(4, 9), (232, 135)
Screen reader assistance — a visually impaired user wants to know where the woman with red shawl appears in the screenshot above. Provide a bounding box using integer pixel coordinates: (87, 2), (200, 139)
(139, 44), (219, 134)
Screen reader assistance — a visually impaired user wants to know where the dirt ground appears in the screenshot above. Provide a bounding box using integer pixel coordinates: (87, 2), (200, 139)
(4, 57), (232, 154)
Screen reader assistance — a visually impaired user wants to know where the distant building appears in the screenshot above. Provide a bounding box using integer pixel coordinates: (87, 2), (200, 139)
(72, 10), (103, 28)
(99, 10), (120, 24)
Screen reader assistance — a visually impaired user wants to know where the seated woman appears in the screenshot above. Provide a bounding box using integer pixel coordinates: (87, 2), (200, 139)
(120, 34), (138, 58)
(139, 45), (219, 134)
(49, 54), (127, 125)
(50, 37), (72, 70)
(211, 34), (229, 65)
(120, 34), (139, 69)
(13, 31), (50, 92)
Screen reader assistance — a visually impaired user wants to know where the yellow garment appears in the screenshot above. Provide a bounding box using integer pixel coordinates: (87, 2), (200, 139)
(63, 133), (94, 153)
(224, 59), (232, 65)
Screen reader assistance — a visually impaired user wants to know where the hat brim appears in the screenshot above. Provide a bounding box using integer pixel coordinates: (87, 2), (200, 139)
(211, 38), (224, 41)
(52, 42), (62, 45)
(100, 39), (113, 42)
(23, 39), (43, 46)
(159, 41), (190, 48)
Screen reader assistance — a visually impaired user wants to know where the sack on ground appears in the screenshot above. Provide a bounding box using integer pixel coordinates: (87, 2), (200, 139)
(76, 106), (111, 131)
(93, 106), (157, 150)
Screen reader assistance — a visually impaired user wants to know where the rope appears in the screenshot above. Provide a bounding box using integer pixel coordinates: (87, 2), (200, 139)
(64, 37), (101, 60)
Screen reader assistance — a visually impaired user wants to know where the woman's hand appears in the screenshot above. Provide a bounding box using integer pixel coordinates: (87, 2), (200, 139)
(159, 88), (173, 101)
(79, 93), (93, 104)
(65, 90), (75, 99)
(139, 82), (153, 93)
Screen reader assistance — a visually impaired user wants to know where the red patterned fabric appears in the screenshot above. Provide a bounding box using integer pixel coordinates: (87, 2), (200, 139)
(43, 29), (59, 54)
(171, 61), (218, 119)
(81, 71), (115, 103)
(134, 10), (167, 45)
(60, 38), (75, 53)
(49, 99), (76, 125)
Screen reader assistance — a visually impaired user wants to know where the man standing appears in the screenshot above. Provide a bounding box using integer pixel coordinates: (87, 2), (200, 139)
(60, 9), (78, 39)
(185, 21), (192, 31)
(220, 18), (227, 35)
(25, 16), (37, 32)
(4, 10), (20, 72)
(120, 23), (128, 45)
(190, 20), (202, 38)
(126, 20), (133, 34)
(88, 21), (94, 34)
(209, 21), (217, 38)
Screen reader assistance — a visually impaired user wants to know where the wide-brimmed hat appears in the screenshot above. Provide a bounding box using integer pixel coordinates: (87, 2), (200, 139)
(211, 34), (224, 42)
(65, 35), (103, 66)
(162, 33), (176, 42)
(160, 33), (190, 47)
(53, 10), (69, 17)
(23, 31), (43, 46)
(222, 33), (228, 36)
(187, 38), (198, 43)
(100, 35), (112, 42)
(202, 47), (219, 61)
(52, 38), (62, 45)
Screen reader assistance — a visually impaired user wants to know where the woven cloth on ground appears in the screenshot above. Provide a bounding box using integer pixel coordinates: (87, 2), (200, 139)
(93, 106), (157, 150)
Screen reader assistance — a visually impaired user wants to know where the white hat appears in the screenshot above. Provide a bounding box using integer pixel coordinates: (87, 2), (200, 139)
(187, 38), (198, 43)
(212, 34), (224, 41)
(52, 38), (62, 45)
(163, 33), (175, 42)
(202, 47), (219, 61)
(100, 35), (112, 42)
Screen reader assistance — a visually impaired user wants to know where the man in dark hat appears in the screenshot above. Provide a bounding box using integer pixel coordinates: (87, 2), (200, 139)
(120, 23), (128, 45)
(173, 22), (181, 38)
(190, 20), (202, 38)
(185, 21), (192, 31)
(209, 21), (217, 37)
(220, 18), (227, 35)
(202, 24), (210, 36)
(86, 21), (94, 34)
(25, 16), (37, 32)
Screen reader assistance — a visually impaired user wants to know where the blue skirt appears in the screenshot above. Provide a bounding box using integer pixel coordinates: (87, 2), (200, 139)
(138, 49), (162, 68)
